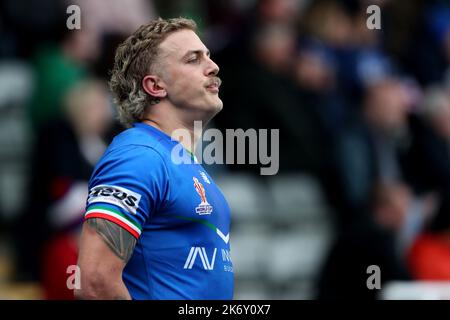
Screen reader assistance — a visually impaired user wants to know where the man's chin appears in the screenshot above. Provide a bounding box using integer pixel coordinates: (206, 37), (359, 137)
(215, 100), (223, 112)
(200, 101), (223, 123)
(212, 100), (223, 116)
(205, 96), (223, 112)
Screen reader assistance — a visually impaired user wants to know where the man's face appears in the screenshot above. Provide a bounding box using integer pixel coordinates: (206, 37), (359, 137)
(365, 81), (408, 132)
(156, 29), (222, 118)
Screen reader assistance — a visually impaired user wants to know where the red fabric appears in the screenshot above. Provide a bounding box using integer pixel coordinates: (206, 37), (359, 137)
(408, 233), (450, 280)
(41, 232), (78, 300)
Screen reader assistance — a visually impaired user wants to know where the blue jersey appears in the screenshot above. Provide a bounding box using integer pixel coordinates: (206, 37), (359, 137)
(84, 123), (234, 299)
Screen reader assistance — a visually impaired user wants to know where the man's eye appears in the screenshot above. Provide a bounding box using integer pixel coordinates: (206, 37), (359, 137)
(187, 57), (199, 63)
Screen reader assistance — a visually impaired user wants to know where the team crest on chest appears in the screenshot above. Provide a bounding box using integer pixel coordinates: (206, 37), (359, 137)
(193, 177), (213, 215)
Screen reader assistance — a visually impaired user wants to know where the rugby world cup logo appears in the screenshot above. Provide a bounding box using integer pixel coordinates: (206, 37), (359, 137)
(193, 177), (213, 215)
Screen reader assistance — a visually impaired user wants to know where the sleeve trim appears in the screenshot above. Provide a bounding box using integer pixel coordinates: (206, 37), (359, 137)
(85, 211), (141, 239)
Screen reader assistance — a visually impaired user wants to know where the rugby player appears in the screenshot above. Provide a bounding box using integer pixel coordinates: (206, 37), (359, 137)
(75, 17), (233, 300)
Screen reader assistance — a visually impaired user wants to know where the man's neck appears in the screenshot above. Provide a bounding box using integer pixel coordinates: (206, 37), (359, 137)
(142, 111), (204, 154)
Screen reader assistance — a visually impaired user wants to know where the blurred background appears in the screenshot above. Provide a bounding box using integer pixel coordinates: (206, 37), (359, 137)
(0, 0), (450, 300)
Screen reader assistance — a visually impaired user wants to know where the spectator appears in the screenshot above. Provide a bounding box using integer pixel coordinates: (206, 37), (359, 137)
(406, 3), (450, 86)
(333, 77), (411, 225)
(403, 86), (450, 195)
(14, 79), (113, 296)
(40, 79), (113, 299)
(317, 181), (412, 300)
(27, 25), (100, 133)
(215, 23), (308, 173)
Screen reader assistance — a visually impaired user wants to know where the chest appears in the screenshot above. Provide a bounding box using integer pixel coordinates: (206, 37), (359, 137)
(155, 164), (231, 235)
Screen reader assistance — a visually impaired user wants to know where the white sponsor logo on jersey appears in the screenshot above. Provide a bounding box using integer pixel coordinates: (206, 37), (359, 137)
(88, 185), (141, 214)
(184, 247), (217, 270)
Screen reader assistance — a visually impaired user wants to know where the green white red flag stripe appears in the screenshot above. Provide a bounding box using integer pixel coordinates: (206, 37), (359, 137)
(84, 207), (141, 239)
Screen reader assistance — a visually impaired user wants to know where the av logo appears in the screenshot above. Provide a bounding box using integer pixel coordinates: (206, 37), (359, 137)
(184, 247), (217, 270)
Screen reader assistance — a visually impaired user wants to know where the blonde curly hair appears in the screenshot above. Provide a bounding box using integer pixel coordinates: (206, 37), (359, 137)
(109, 17), (197, 127)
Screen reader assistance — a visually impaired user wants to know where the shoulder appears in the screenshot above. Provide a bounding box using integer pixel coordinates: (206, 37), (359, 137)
(102, 124), (171, 160)
(90, 124), (179, 186)
(90, 131), (171, 189)
(106, 125), (176, 160)
(93, 143), (169, 182)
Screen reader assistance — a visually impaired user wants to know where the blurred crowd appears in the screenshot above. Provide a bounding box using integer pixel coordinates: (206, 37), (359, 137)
(0, 0), (450, 299)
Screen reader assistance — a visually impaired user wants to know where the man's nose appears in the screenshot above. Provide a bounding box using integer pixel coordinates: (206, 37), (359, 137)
(205, 56), (219, 76)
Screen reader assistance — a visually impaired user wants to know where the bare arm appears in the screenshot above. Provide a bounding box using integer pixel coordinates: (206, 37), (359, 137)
(75, 218), (137, 300)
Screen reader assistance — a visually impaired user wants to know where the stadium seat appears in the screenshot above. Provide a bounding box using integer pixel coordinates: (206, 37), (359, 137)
(266, 173), (330, 226)
(264, 227), (333, 283)
(215, 173), (272, 223)
(230, 225), (271, 280)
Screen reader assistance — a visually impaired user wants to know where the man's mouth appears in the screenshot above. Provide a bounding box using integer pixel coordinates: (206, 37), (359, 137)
(205, 78), (221, 93)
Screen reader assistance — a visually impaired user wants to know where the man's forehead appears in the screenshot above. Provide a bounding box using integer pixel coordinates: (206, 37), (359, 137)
(159, 29), (207, 57)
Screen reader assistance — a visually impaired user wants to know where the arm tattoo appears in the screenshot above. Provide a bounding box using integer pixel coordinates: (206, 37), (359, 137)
(87, 218), (137, 262)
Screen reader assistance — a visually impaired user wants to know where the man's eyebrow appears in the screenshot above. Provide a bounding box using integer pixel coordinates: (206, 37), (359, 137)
(181, 49), (210, 60)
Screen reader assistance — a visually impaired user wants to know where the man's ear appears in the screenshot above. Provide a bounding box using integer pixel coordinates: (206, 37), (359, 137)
(142, 75), (167, 98)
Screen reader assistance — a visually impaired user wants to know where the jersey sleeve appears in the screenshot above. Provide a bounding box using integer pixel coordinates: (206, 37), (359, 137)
(84, 145), (169, 239)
